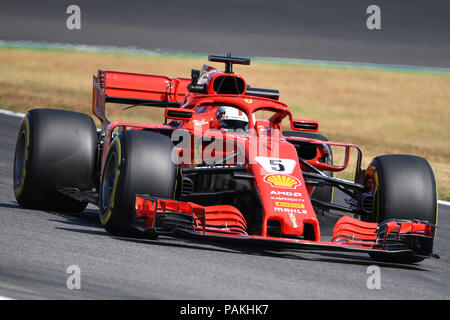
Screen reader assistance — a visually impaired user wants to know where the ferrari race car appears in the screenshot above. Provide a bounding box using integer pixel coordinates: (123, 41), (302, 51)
(13, 54), (438, 264)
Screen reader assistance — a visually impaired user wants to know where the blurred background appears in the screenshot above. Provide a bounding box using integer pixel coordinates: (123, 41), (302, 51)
(1, 0), (449, 66)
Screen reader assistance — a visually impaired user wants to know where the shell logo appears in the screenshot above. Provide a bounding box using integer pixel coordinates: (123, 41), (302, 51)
(264, 174), (301, 189)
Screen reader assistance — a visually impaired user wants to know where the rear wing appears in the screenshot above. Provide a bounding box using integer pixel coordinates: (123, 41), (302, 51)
(92, 70), (191, 124)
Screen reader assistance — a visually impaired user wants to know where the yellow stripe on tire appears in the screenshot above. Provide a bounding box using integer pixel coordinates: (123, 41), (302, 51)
(101, 137), (122, 226)
(16, 116), (30, 198)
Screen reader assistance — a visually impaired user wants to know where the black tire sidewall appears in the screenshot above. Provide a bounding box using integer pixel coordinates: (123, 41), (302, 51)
(370, 155), (437, 224)
(13, 109), (97, 212)
(365, 154), (437, 264)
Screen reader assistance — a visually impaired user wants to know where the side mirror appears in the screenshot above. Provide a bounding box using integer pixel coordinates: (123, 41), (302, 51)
(290, 119), (319, 132)
(165, 107), (193, 120)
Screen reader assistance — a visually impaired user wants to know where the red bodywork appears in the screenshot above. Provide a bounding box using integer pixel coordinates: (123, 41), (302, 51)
(91, 61), (435, 259)
(134, 196), (434, 256)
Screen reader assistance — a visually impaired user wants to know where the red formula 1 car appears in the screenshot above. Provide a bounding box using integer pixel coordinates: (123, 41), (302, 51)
(13, 55), (438, 264)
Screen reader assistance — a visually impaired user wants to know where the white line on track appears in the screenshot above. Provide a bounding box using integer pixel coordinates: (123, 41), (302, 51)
(1, 39), (450, 75)
(0, 109), (25, 118)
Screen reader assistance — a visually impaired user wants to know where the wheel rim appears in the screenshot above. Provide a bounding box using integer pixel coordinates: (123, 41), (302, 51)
(101, 151), (118, 210)
(14, 131), (26, 187)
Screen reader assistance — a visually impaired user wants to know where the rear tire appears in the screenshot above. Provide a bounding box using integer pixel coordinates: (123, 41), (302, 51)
(364, 154), (438, 263)
(13, 109), (97, 212)
(99, 130), (178, 237)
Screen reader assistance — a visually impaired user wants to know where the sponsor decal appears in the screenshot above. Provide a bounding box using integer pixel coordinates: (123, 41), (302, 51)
(270, 191), (302, 197)
(244, 98), (253, 104)
(275, 202), (305, 209)
(271, 196), (305, 202)
(264, 174), (301, 189)
(274, 207), (307, 214)
(255, 157), (297, 174)
(193, 119), (208, 125)
(270, 190), (304, 202)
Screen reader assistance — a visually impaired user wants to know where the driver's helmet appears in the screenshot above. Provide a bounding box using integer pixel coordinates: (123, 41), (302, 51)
(216, 106), (249, 131)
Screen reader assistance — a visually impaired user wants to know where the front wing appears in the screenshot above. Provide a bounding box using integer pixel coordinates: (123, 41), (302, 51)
(133, 195), (437, 260)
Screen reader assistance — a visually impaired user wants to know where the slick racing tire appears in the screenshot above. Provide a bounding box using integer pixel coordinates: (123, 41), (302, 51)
(283, 131), (334, 209)
(99, 130), (178, 237)
(13, 108), (97, 212)
(364, 154), (438, 264)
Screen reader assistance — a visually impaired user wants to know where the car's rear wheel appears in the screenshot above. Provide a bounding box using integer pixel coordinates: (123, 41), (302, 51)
(364, 154), (438, 263)
(99, 130), (178, 237)
(13, 109), (97, 212)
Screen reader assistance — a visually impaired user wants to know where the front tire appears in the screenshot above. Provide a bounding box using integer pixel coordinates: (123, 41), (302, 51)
(99, 130), (178, 236)
(364, 154), (438, 263)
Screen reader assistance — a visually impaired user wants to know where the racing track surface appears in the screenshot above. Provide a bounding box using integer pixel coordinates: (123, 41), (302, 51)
(0, 0), (449, 68)
(0, 112), (449, 300)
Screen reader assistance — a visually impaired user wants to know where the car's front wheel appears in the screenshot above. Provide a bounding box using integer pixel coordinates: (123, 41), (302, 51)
(364, 154), (438, 263)
(99, 130), (178, 237)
